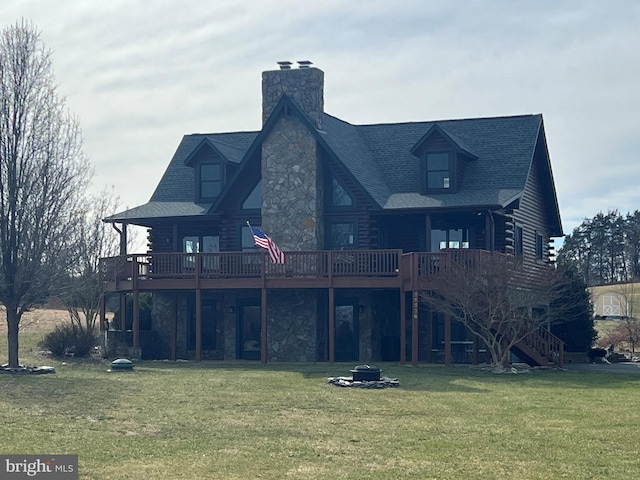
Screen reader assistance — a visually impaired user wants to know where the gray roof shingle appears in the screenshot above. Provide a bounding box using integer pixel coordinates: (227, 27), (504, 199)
(107, 112), (544, 222)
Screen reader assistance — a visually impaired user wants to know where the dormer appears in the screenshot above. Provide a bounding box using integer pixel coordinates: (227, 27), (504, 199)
(410, 123), (477, 194)
(184, 138), (238, 203)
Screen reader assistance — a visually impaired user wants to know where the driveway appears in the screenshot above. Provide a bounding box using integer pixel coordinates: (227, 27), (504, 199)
(563, 362), (640, 374)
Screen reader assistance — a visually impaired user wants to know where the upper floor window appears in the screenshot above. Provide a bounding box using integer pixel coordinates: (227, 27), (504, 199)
(242, 181), (262, 210)
(332, 178), (353, 207)
(327, 220), (356, 250)
(200, 163), (222, 199)
(426, 152), (450, 190)
(430, 228), (469, 251)
(325, 170), (354, 210)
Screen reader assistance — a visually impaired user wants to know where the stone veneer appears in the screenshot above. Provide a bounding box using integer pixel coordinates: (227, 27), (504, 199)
(262, 67), (324, 129)
(267, 290), (318, 362)
(261, 66), (325, 251)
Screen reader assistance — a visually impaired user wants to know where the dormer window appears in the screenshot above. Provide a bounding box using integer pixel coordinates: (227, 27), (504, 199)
(199, 163), (222, 199)
(412, 124), (477, 194)
(426, 152), (450, 189)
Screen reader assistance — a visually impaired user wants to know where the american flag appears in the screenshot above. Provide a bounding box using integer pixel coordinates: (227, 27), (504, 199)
(249, 224), (285, 264)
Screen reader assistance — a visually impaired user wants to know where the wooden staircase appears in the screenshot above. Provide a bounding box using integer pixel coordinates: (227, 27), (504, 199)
(510, 326), (564, 368)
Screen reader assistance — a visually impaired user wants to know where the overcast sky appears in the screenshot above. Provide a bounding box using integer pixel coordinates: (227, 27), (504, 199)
(2, 0), (639, 250)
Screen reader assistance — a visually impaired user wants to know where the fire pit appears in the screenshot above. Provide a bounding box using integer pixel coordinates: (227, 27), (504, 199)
(327, 364), (399, 388)
(350, 364), (381, 381)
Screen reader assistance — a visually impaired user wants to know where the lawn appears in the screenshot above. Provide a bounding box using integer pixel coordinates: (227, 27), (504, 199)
(2, 331), (640, 479)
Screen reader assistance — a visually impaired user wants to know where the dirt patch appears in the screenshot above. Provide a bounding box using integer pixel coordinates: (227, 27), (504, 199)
(0, 308), (69, 334)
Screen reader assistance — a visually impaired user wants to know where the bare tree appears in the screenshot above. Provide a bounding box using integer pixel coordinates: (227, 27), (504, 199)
(0, 21), (91, 367)
(58, 188), (120, 333)
(421, 251), (566, 370)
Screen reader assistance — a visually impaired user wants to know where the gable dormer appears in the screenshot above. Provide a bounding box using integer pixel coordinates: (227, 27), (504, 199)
(411, 123), (477, 194)
(184, 139), (237, 203)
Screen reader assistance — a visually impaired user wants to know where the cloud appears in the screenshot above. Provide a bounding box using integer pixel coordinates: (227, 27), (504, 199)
(1, 0), (639, 245)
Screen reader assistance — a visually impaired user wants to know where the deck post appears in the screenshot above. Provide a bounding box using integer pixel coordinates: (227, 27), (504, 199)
(132, 256), (140, 349)
(195, 289), (202, 362)
(412, 291), (419, 365)
(195, 253), (202, 361)
(329, 287), (335, 363)
(119, 293), (126, 331)
(99, 294), (107, 331)
(171, 295), (177, 361)
(261, 287), (268, 364)
(400, 291), (407, 365)
(133, 289), (140, 348)
(472, 335), (479, 365)
(444, 313), (451, 366)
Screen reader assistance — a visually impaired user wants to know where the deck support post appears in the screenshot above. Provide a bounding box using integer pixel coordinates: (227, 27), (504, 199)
(195, 253), (202, 362)
(329, 287), (335, 363)
(261, 287), (268, 364)
(411, 291), (419, 365)
(132, 255), (140, 349)
(444, 313), (451, 366)
(472, 336), (479, 365)
(99, 294), (107, 331)
(171, 295), (177, 361)
(400, 294), (407, 365)
(119, 293), (126, 330)
(195, 289), (202, 362)
(133, 289), (140, 349)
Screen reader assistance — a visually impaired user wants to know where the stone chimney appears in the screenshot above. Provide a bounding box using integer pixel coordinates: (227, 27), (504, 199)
(260, 61), (324, 251)
(262, 61), (324, 129)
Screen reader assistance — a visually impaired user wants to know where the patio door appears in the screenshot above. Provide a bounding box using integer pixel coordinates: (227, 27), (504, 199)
(238, 302), (261, 360)
(187, 298), (217, 351)
(335, 303), (359, 362)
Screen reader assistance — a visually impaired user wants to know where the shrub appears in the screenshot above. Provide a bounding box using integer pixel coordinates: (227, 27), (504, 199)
(39, 324), (98, 357)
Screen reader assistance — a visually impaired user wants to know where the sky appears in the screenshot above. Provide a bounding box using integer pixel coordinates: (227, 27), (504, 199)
(1, 0), (639, 252)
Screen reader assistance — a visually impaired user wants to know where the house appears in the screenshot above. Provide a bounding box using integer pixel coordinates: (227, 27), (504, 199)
(100, 61), (564, 366)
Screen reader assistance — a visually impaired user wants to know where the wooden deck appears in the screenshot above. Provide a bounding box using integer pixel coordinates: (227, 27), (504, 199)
(100, 249), (501, 292)
(100, 249), (563, 367)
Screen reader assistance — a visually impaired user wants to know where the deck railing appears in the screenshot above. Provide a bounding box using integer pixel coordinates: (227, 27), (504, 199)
(99, 249), (402, 283)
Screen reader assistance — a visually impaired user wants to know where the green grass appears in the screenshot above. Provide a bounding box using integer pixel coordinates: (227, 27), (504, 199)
(2, 335), (640, 479)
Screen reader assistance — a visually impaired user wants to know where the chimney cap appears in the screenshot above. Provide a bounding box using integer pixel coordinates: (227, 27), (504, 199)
(277, 61), (293, 70)
(297, 60), (313, 69)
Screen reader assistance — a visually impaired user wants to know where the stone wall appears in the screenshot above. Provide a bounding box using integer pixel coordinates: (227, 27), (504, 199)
(267, 290), (318, 362)
(262, 67), (324, 128)
(261, 66), (325, 251)
(261, 116), (323, 251)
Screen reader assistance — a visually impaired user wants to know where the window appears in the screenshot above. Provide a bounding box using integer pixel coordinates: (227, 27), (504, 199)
(331, 178), (353, 207)
(200, 163), (222, 199)
(183, 236), (199, 269)
(426, 152), (450, 189)
(325, 171), (354, 209)
(242, 181), (262, 210)
(430, 228), (469, 251)
(535, 231), (544, 260)
(514, 225), (523, 256)
(328, 221), (355, 250)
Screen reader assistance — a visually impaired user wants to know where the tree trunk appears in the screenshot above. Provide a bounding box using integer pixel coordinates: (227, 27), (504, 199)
(6, 307), (21, 368)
